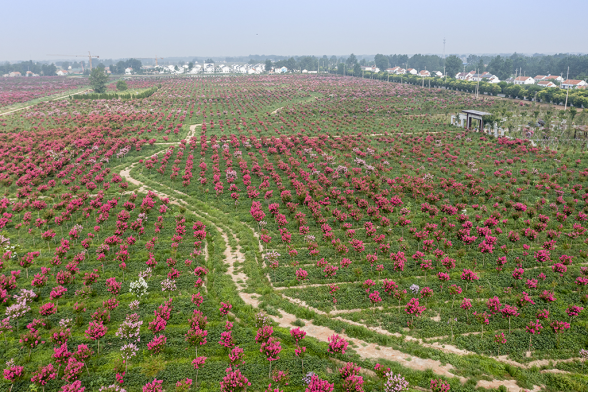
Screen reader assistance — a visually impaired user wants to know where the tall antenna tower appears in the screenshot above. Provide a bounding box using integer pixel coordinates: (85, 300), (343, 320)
(443, 38), (446, 78)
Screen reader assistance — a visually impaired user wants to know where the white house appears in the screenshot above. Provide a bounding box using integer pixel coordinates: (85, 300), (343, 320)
(544, 75), (563, 83)
(274, 66), (287, 73)
(361, 66), (380, 73)
(125, 67), (134, 75)
(418, 70), (430, 77)
(204, 63), (215, 73)
(561, 79), (588, 89)
(387, 67), (406, 74)
(469, 73), (498, 83)
(406, 68), (417, 75)
(434, 71), (443, 77)
(534, 75), (546, 82)
(455, 72), (472, 80)
(56, 70), (67, 76)
(537, 81), (557, 88)
(189, 64), (202, 74)
(514, 76), (534, 85)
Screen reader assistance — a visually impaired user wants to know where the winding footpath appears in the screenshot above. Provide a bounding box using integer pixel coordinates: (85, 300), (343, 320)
(116, 125), (559, 392)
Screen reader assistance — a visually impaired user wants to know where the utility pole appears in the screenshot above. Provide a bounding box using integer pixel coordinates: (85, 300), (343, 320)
(443, 37), (446, 78)
(564, 66), (570, 108)
(476, 68), (480, 99)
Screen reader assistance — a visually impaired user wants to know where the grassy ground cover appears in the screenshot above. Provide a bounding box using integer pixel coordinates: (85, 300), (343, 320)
(0, 75), (586, 391)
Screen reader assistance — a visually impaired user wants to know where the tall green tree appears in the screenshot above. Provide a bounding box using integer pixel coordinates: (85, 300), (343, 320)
(374, 54), (389, 71)
(116, 80), (128, 91)
(285, 57), (296, 72)
(89, 67), (108, 93)
(346, 54), (358, 66)
(445, 55), (462, 78)
(265, 60), (272, 71)
(476, 59), (485, 73)
(41, 63), (57, 76)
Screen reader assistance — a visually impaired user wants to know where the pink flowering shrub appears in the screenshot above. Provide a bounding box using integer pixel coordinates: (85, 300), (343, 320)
(175, 378), (192, 392)
(147, 335), (167, 355)
(430, 379), (450, 392)
(220, 367), (251, 392)
(327, 334), (348, 355)
(339, 362), (360, 379)
(342, 375), (364, 392)
(305, 374), (334, 392)
(219, 302), (232, 316)
(143, 379), (164, 392)
(62, 357), (84, 382)
(31, 363), (57, 387)
(256, 325), (274, 343)
(229, 346), (245, 367)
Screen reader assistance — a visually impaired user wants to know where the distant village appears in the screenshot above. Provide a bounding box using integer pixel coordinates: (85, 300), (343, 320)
(143, 63), (292, 75)
(3, 61), (587, 90)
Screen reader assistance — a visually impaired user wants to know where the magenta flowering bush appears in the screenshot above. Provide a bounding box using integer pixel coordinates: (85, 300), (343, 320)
(339, 362), (360, 379)
(147, 334), (167, 355)
(327, 334), (348, 355)
(229, 346), (245, 368)
(3, 359), (24, 384)
(220, 366), (251, 392)
(305, 374), (334, 392)
(143, 379), (163, 392)
(60, 380), (85, 392)
(256, 325), (274, 343)
(261, 337), (282, 377)
(31, 363), (57, 387)
(62, 357), (84, 382)
(175, 378), (192, 392)
(430, 379), (450, 392)
(219, 302), (232, 316)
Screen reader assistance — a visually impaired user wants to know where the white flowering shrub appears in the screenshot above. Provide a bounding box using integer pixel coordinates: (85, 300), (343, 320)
(129, 277), (148, 298)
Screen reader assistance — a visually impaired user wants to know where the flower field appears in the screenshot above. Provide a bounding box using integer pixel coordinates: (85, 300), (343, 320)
(0, 75), (587, 392)
(0, 77), (88, 108)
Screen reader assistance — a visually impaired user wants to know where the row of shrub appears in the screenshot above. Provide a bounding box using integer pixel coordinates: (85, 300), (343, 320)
(72, 85), (160, 101)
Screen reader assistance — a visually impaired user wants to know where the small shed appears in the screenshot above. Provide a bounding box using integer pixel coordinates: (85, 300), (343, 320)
(461, 110), (492, 130)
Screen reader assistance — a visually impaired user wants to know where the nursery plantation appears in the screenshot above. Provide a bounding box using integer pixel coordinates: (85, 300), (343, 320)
(0, 74), (587, 392)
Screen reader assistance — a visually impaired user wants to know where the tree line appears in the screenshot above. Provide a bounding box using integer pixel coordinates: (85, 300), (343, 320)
(95, 58), (143, 74)
(372, 52), (588, 80)
(0, 61), (57, 76)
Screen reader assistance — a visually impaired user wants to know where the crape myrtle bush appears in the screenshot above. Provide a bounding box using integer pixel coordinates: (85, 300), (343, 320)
(0, 77), (88, 108)
(0, 74), (587, 391)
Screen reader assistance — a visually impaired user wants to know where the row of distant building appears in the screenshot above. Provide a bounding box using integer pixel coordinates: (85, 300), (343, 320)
(363, 66), (587, 89)
(4, 63), (586, 89)
(146, 63), (292, 75)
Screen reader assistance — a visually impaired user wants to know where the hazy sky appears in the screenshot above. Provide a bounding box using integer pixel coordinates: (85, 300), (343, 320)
(3, 0), (587, 62)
